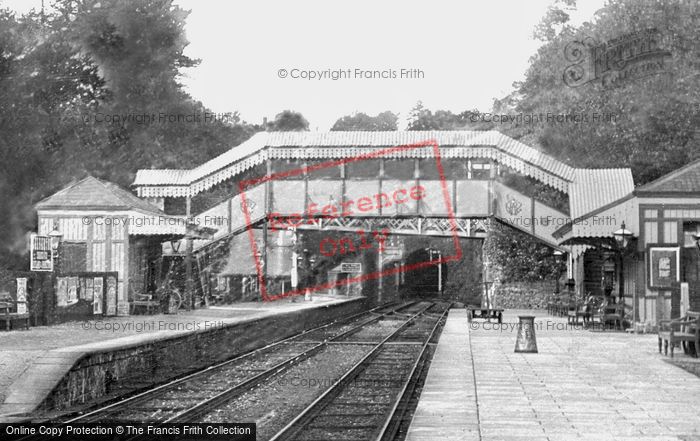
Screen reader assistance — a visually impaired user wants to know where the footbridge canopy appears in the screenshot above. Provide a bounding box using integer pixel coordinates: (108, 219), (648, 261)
(131, 131), (632, 247)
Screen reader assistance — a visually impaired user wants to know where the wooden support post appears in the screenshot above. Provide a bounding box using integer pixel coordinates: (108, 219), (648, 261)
(262, 159), (272, 301)
(185, 195), (193, 310)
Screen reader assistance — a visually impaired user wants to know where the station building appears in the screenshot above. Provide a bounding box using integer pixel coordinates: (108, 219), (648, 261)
(26, 131), (700, 326)
(555, 159), (700, 325)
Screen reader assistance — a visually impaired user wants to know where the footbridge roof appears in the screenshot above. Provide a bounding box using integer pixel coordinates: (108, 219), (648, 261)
(133, 131), (576, 197)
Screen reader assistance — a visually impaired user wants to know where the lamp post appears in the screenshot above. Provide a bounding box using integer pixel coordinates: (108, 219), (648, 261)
(553, 250), (565, 294)
(48, 224), (63, 272)
(613, 221), (633, 250)
(428, 249), (442, 295)
(612, 222), (635, 322)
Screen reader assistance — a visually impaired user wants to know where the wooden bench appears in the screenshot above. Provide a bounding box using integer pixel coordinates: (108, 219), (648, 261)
(130, 293), (160, 315)
(467, 306), (503, 324)
(568, 296), (603, 326)
(593, 301), (625, 330)
(549, 294), (576, 317)
(0, 299), (30, 331)
(567, 301), (590, 326)
(658, 311), (700, 358)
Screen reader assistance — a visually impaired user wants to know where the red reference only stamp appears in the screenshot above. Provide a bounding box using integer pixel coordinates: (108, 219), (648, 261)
(239, 140), (462, 301)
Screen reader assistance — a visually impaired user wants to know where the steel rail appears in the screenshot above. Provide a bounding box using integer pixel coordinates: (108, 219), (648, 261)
(375, 304), (451, 441)
(165, 302), (432, 423)
(64, 301), (418, 425)
(268, 302), (437, 441)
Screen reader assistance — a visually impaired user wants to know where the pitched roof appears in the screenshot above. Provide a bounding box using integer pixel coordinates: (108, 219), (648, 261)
(634, 159), (700, 195)
(36, 176), (164, 213)
(132, 130), (575, 190)
(569, 169), (634, 219)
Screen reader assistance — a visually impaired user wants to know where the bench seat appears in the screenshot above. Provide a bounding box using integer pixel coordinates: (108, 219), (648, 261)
(658, 311), (699, 358)
(130, 293), (160, 315)
(467, 306), (503, 324)
(0, 300), (30, 331)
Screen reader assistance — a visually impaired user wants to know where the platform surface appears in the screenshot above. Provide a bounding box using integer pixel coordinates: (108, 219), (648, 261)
(406, 308), (479, 440)
(407, 309), (700, 441)
(0, 294), (354, 418)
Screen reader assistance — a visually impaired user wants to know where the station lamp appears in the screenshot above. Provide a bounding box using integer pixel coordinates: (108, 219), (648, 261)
(553, 249), (565, 263)
(692, 231), (700, 255)
(613, 221), (634, 250)
(48, 223), (63, 257)
(552, 250), (565, 294)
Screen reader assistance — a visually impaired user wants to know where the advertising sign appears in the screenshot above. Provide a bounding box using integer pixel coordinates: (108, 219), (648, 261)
(30, 234), (53, 271)
(648, 246), (680, 289)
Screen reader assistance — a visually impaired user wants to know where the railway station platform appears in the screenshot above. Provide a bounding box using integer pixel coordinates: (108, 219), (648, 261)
(407, 308), (700, 441)
(0, 294), (364, 421)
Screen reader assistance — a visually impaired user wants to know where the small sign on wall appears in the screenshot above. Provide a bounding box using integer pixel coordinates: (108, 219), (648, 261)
(16, 278), (27, 315)
(106, 276), (117, 316)
(648, 246), (680, 289)
(56, 277), (68, 307)
(93, 277), (103, 315)
(30, 234), (53, 272)
(341, 262), (362, 273)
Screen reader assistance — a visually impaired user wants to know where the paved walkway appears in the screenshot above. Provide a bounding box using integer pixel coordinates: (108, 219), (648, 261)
(0, 295), (349, 411)
(408, 309), (700, 441)
(406, 309), (478, 440)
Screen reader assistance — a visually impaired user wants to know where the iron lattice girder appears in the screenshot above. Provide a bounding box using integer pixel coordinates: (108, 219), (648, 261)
(294, 216), (490, 238)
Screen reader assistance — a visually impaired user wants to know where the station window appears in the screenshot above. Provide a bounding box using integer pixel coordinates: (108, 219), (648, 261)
(271, 159), (305, 179)
(418, 159), (468, 180)
(384, 159), (415, 179)
(644, 221), (658, 243)
(644, 209), (658, 219)
(306, 159), (341, 179)
(346, 159), (381, 179)
(446, 159), (469, 179)
(470, 161), (491, 180)
(663, 221), (678, 244)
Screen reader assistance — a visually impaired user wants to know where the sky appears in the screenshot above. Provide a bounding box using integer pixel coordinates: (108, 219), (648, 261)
(3, 0), (607, 130)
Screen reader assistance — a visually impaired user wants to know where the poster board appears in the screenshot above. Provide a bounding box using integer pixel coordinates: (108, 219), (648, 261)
(67, 277), (79, 305)
(30, 234), (53, 271)
(56, 277), (68, 307)
(106, 276), (117, 315)
(93, 277), (103, 314)
(52, 272), (116, 317)
(648, 246), (680, 289)
(16, 278), (27, 314)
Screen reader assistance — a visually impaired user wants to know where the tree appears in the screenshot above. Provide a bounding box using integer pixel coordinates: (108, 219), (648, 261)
(0, 1), (258, 269)
(516, 0), (700, 184)
(331, 111), (398, 131)
(407, 101), (495, 131)
(267, 110), (309, 131)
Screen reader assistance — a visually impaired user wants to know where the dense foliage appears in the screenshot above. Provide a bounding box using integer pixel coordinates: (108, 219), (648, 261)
(0, 1), (314, 269)
(483, 221), (566, 283)
(405, 0), (700, 282)
(331, 111), (399, 131)
(515, 0), (700, 184)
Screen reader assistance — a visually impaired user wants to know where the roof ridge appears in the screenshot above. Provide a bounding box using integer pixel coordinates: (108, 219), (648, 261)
(132, 130), (575, 191)
(635, 157), (700, 191)
(35, 175), (94, 205)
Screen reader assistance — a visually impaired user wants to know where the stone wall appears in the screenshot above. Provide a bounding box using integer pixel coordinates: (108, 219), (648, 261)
(490, 280), (557, 309)
(39, 297), (368, 411)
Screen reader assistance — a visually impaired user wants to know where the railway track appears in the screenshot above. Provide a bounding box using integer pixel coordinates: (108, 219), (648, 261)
(268, 303), (449, 441)
(59, 301), (423, 425)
